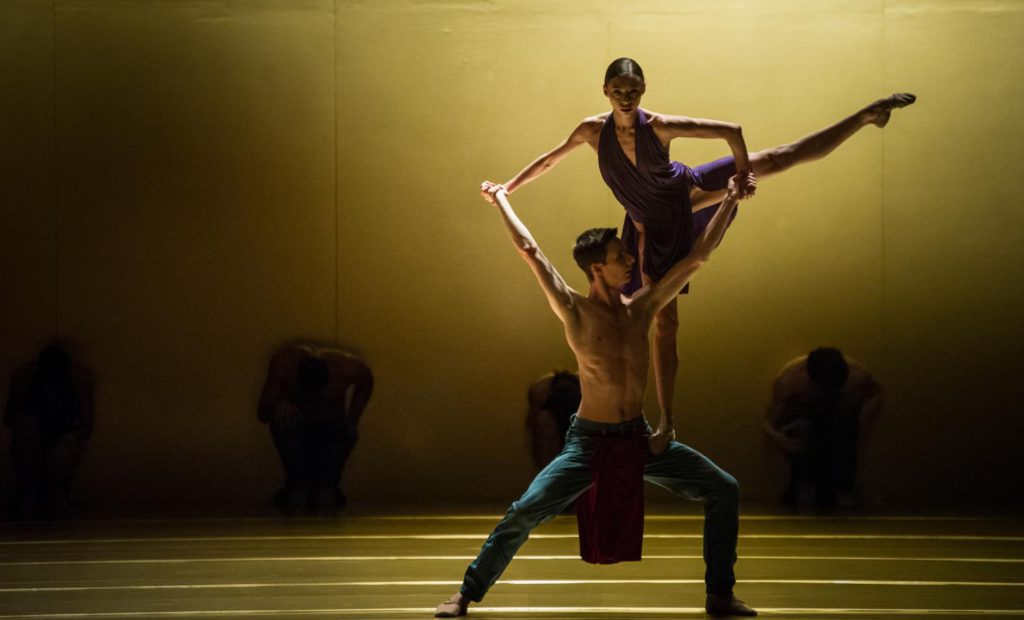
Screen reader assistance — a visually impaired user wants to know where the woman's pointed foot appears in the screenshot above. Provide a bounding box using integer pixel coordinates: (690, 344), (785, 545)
(868, 93), (917, 127)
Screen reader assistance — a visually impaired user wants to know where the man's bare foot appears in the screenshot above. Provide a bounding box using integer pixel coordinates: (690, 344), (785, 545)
(434, 592), (468, 618)
(706, 593), (758, 617)
(865, 93), (917, 128)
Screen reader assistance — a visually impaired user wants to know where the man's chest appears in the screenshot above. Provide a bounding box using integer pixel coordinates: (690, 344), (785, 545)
(578, 310), (648, 356)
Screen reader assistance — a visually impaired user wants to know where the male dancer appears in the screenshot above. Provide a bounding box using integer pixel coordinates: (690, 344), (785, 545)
(435, 176), (756, 617)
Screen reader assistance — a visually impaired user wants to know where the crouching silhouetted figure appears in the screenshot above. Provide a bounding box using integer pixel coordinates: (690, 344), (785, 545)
(258, 344), (372, 515)
(763, 347), (882, 510)
(526, 371), (582, 471)
(5, 344), (93, 519)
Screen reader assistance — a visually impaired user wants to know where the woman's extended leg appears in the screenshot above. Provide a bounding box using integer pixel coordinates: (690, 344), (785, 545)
(691, 93), (916, 210)
(752, 93), (916, 176)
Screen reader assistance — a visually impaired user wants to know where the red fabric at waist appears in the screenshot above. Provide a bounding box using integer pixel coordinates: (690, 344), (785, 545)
(576, 434), (646, 564)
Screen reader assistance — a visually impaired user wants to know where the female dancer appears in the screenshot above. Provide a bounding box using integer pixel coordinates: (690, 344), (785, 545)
(496, 57), (913, 449)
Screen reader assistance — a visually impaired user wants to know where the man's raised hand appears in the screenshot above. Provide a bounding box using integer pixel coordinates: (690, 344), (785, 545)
(734, 170), (757, 199)
(479, 180), (507, 206)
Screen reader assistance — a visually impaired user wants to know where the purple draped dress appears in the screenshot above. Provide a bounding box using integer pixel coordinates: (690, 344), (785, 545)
(597, 109), (736, 295)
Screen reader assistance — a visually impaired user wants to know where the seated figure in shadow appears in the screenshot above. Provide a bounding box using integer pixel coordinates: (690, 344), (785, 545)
(526, 371), (581, 471)
(763, 347), (882, 510)
(5, 344), (93, 520)
(258, 343), (373, 515)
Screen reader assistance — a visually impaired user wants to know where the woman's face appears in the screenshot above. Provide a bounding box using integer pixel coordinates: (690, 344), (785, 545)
(603, 74), (646, 115)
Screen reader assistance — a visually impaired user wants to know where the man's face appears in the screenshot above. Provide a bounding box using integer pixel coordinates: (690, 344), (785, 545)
(596, 238), (635, 287)
(603, 75), (645, 116)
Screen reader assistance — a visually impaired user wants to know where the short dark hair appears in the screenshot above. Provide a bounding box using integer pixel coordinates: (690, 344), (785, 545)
(36, 344), (72, 381)
(573, 227), (618, 281)
(604, 57), (645, 85)
(806, 347), (849, 392)
(296, 357), (330, 397)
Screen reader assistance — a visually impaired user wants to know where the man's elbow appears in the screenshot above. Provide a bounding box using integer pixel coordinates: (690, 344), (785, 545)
(689, 251), (712, 268)
(518, 243), (540, 258)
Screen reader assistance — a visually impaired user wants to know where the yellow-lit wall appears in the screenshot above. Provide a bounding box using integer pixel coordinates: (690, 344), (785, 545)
(2, 0), (1022, 508)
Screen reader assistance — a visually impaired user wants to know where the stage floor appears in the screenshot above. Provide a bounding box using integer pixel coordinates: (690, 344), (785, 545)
(1, 506), (1022, 619)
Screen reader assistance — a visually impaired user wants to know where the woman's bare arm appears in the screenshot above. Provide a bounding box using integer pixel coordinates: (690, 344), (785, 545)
(653, 114), (755, 195)
(503, 118), (603, 193)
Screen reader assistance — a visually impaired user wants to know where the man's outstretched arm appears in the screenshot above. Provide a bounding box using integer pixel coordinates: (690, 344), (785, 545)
(645, 175), (747, 315)
(480, 181), (580, 324)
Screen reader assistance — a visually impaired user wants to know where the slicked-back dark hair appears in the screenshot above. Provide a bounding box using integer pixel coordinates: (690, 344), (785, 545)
(573, 227), (618, 281)
(604, 57), (645, 85)
(806, 347), (849, 392)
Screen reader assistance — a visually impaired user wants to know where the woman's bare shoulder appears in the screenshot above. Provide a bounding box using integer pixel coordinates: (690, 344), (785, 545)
(645, 109), (683, 127)
(575, 113), (608, 134)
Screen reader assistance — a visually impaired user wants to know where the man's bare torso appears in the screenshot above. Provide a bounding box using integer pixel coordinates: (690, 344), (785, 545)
(565, 293), (652, 423)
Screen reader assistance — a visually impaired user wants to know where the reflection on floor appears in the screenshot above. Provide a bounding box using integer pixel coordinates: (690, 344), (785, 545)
(1, 505), (1022, 619)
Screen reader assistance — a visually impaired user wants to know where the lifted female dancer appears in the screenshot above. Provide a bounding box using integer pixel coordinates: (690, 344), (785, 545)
(496, 57), (914, 449)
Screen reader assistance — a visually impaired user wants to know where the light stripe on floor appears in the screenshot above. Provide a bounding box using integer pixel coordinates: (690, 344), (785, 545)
(2, 553), (1023, 567)
(3, 578), (1024, 593)
(2, 533), (1022, 545)
(2, 606), (1024, 618)
(367, 515), (1008, 522)
(5, 514), (1009, 527)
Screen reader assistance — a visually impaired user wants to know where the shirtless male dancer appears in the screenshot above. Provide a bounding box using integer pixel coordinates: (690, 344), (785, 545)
(496, 57), (914, 454)
(434, 176), (756, 618)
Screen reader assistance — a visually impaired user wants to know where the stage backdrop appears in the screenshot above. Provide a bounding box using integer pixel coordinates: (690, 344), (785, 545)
(2, 0), (1022, 509)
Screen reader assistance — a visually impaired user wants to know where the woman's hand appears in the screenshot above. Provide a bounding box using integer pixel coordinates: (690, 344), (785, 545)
(479, 181), (507, 205)
(734, 170), (757, 198)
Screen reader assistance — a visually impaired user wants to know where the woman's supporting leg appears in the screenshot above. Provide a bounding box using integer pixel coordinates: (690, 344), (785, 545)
(653, 298), (680, 428)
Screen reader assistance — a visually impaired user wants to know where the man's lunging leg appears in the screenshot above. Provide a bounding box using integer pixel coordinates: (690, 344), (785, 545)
(645, 440), (756, 617)
(436, 437), (592, 617)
